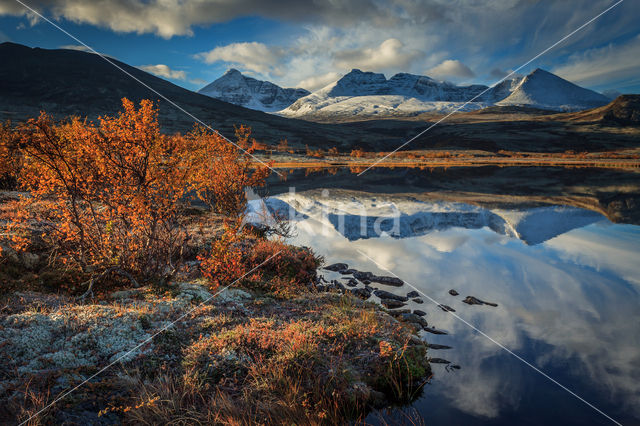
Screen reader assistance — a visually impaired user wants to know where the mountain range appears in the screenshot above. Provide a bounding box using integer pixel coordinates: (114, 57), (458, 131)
(0, 42), (389, 148)
(0, 42), (637, 153)
(198, 67), (610, 120)
(248, 190), (605, 245)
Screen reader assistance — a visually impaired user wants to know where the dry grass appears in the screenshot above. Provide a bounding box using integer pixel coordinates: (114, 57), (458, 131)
(108, 294), (430, 425)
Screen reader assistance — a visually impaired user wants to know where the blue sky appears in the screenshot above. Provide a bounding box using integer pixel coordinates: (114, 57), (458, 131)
(0, 0), (639, 94)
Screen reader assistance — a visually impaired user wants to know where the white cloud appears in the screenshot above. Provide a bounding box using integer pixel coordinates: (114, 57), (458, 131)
(296, 72), (342, 91)
(195, 42), (286, 75)
(137, 64), (186, 81)
(333, 38), (422, 72)
(59, 44), (92, 52)
(5, 0), (637, 90)
(189, 78), (208, 86)
(427, 59), (475, 81)
(0, 0), (427, 38)
(552, 35), (640, 90)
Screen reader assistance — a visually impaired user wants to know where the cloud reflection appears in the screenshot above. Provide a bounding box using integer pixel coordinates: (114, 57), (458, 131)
(279, 191), (640, 420)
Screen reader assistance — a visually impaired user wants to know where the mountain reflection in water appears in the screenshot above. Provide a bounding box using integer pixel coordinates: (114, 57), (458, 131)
(253, 189), (640, 425)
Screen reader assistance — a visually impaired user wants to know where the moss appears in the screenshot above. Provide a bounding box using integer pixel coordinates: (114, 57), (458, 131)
(0, 242), (430, 424)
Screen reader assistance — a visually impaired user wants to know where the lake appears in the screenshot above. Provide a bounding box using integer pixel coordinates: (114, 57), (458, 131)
(259, 167), (640, 425)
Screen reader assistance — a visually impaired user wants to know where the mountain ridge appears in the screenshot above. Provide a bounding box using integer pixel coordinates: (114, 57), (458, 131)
(198, 69), (309, 112)
(279, 68), (610, 120)
(0, 42), (394, 148)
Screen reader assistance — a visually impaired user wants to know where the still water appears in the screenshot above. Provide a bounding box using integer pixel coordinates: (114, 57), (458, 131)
(258, 185), (640, 425)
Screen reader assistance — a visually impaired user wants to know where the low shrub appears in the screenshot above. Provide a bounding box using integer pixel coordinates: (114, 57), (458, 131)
(243, 239), (321, 297)
(1, 99), (270, 293)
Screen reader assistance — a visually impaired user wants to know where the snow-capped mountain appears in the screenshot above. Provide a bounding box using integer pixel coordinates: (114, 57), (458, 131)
(278, 68), (609, 120)
(279, 69), (520, 120)
(247, 191), (605, 245)
(497, 68), (610, 111)
(198, 69), (310, 112)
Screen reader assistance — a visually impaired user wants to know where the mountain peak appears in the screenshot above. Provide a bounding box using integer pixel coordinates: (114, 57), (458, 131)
(530, 67), (550, 75)
(497, 68), (609, 111)
(198, 70), (309, 112)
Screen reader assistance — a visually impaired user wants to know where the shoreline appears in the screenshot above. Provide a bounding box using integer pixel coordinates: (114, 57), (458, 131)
(267, 157), (640, 170)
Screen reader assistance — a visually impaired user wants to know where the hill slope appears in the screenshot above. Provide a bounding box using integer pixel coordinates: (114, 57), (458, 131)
(0, 43), (385, 148)
(558, 95), (640, 124)
(198, 69), (309, 112)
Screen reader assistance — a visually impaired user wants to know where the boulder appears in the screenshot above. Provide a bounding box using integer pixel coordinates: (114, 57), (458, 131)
(427, 344), (452, 350)
(324, 263), (349, 272)
(370, 276), (404, 287)
(423, 327), (448, 335)
(462, 296), (498, 307)
(397, 313), (428, 328)
(413, 310), (426, 317)
(353, 271), (375, 281)
(448, 289), (459, 296)
(350, 287), (371, 300)
(373, 290), (408, 302)
(386, 309), (412, 317)
(345, 278), (358, 287)
(216, 287), (252, 303)
(380, 299), (406, 309)
(428, 358), (451, 364)
(407, 290), (420, 298)
(438, 304), (456, 312)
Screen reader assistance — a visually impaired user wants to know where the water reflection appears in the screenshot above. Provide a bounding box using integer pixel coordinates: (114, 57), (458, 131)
(263, 190), (640, 424)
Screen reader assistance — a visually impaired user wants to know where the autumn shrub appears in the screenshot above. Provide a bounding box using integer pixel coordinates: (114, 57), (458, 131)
(276, 138), (289, 152)
(197, 222), (246, 292)
(2, 99), (269, 292)
(184, 124), (270, 217)
(0, 121), (20, 189)
(242, 239), (321, 297)
(350, 148), (365, 158)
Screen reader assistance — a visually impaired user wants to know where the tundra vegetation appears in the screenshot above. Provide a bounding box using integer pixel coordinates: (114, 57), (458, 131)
(0, 99), (430, 424)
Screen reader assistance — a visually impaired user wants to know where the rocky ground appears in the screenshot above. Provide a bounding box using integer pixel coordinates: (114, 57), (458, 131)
(0, 209), (433, 424)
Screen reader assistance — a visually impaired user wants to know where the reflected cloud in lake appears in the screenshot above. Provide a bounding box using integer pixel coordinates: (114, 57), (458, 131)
(259, 189), (640, 423)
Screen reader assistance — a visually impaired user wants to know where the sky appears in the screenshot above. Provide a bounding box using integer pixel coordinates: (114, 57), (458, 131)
(0, 0), (639, 94)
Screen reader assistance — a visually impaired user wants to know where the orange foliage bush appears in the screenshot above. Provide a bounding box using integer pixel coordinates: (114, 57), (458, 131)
(197, 221), (246, 291)
(350, 148), (365, 158)
(0, 121), (20, 189)
(184, 124), (270, 217)
(276, 138), (289, 152)
(3, 99), (270, 287)
(243, 239), (320, 297)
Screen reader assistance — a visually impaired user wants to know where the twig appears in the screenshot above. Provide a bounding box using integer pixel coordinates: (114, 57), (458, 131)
(77, 266), (140, 301)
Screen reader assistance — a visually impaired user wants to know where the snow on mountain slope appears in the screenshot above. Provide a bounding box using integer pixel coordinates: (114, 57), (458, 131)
(198, 69), (309, 112)
(497, 69), (609, 111)
(279, 68), (610, 119)
(279, 69), (522, 119)
(247, 191), (605, 245)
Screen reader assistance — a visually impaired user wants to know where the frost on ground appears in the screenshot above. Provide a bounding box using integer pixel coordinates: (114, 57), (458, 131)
(0, 280), (216, 386)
